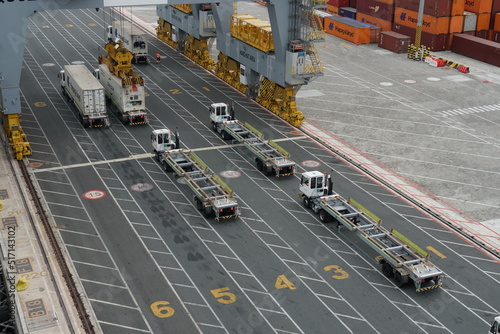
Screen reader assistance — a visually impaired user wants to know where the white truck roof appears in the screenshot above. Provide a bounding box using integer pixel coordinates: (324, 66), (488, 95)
(113, 21), (146, 36)
(63, 65), (103, 91)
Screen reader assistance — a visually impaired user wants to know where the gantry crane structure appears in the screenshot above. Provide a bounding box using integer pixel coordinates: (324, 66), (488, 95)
(157, 0), (327, 127)
(1, 0), (325, 160)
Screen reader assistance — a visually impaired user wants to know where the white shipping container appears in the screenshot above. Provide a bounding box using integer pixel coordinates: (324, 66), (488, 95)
(111, 21), (148, 63)
(463, 11), (477, 32)
(62, 65), (106, 116)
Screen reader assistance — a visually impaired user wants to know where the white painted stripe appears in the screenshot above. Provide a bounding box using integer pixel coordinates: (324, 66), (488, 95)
(98, 320), (149, 333)
(197, 323), (224, 328)
(150, 250), (172, 255)
(296, 275), (323, 282)
(172, 283), (196, 289)
(58, 229), (98, 237)
(257, 307), (284, 314)
(90, 299), (138, 310)
(315, 293), (343, 301)
(80, 278), (126, 289)
(159, 266), (183, 271)
(73, 260), (116, 270)
(66, 244), (107, 253)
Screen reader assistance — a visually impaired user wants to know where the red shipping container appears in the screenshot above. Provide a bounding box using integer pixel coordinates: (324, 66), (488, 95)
(451, 33), (500, 66)
(328, 0), (349, 6)
(494, 0), (500, 11)
(356, 0), (394, 21)
(357, 12), (393, 31)
(378, 31), (411, 53)
(394, 7), (451, 34)
(475, 29), (490, 38)
(350, 0), (358, 7)
(493, 30), (500, 41)
(392, 23), (450, 50)
(464, 0), (493, 13)
(395, 0), (465, 17)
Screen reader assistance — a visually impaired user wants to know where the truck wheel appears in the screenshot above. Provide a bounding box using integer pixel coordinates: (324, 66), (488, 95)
(394, 272), (406, 287)
(256, 159), (263, 171)
(155, 151), (160, 162)
(221, 130), (229, 140)
(212, 122), (217, 132)
(195, 198), (203, 211)
(303, 196), (311, 209)
(163, 161), (172, 172)
(121, 114), (130, 125)
(319, 209), (331, 223)
(382, 263), (393, 278)
(202, 206), (213, 218)
(264, 165), (273, 176)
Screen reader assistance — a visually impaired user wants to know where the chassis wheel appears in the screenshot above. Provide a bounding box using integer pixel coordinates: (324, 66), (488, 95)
(394, 271), (408, 287)
(303, 196), (311, 209)
(319, 209), (331, 223)
(256, 159), (264, 171)
(163, 161), (171, 172)
(382, 262), (393, 278)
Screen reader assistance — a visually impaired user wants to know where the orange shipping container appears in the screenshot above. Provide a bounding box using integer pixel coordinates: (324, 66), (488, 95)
(327, 5), (339, 15)
(324, 16), (371, 44)
(477, 13), (491, 30)
(464, 0), (493, 13)
(495, 13), (500, 31)
(356, 12), (393, 31)
(377, 0), (394, 4)
(394, 7), (451, 35)
(450, 15), (464, 33)
(451, 0), (466, 16)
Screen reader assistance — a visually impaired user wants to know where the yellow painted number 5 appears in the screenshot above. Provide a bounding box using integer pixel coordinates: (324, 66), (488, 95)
(324, 265), (349, 279)
(211, 287), (237, 304)
(150, 301), (175, 318)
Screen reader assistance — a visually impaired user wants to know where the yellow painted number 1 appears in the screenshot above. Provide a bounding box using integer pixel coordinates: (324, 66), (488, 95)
(150, 301), (175, 318)
(324, 265), (349, 279)
(211, 287), (237, 304)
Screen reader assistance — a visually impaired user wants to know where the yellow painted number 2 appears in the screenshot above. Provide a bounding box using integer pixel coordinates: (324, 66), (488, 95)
(211, 287), (237, 304)
(150, 301), (175, 318)
(324, 265), (349, 279)
(275, 274), (296, 290)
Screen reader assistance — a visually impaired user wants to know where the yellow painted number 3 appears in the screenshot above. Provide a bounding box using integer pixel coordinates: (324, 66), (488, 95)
(150, 301), (175, 318)
(324, 265), (349, 279)
(211, 287), (237, 304)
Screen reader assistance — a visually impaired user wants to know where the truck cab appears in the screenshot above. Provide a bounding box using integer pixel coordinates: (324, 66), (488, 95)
(209, 102), (233, 125)
(300, 171), (329, 199)
(151, 129), (179, 160)
(489, 316), (500, 334)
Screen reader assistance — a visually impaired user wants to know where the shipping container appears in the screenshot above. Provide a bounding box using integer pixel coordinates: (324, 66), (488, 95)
(356, 0), (394, 21)
(475, 29), (490, 38)
(451, 33), (500, 66)
(450, 15), (464, 33)
(340, 7), (357, 19)
(492, 30), (500, 41)
(395, 0), (465, 17)
(327, 5), (339, 15)
(377, 0), (394, 4)
(394, 7), (451, 34)
(324, 16), (372, 44)
(328, 0), (349, 6)
(463, 11), (478, 31)
(378, 31), (411, 53)
(393, 23), (450, 50)
(494, 0), (500, 11)
(357, 12), (393, 31)
(476, 13), (491, 30)
(341, 16), (382, 42)
(495, 13), (500, 30)
(465, 0), (493, 13)
(350, 0), (358, 7)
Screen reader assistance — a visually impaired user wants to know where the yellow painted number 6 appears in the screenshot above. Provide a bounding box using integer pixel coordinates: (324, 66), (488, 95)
(324, 265), (349, 279)
(150, 301), (175, 318)
(211, 287), (237, 304)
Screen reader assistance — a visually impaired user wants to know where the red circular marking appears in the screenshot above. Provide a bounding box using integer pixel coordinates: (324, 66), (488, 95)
(83, 190), (106, 200)
(301, 160), (321, 168)
(27, 162), (43, 168)
(220, 170), (241, 178)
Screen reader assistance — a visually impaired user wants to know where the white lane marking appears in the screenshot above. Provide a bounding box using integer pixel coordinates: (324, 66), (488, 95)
(97, 320), (150, 333)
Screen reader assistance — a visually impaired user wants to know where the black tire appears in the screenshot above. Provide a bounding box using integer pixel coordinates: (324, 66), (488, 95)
(382, 263), (393, 278)
(212, 122), (217, 132)
(195, 198), (203, 211)
(155, 151), (160, 162)
(303, 196), (311, 209)
(256, 159), (264, 171)
(264, 165), (273, 176)
(202, 206), (213, 218)
(221, 130), (229, 140)
(394, 271), (406, 287)
(319, 209), (331, 223)
(163, 161), (171, 172)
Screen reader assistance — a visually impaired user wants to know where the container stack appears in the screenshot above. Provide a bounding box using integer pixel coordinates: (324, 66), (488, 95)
(320, 0), (500, 54)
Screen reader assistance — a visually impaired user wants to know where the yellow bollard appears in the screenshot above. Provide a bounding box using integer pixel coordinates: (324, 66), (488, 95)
(16, 277), (28, 291)
(0, 201), (3, 211)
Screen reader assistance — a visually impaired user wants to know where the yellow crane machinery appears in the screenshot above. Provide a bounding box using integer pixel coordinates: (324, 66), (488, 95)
(184, 35), (215, 71)
(2, 113), (32, 160)
(98, 41), (143, 87)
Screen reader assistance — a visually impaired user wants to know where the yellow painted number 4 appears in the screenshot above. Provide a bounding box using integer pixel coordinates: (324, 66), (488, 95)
(150, 301), (175, 318)
(275, 274), (296, 290)
(324, 265), (349, 279)
(211, 287), (236, 304)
